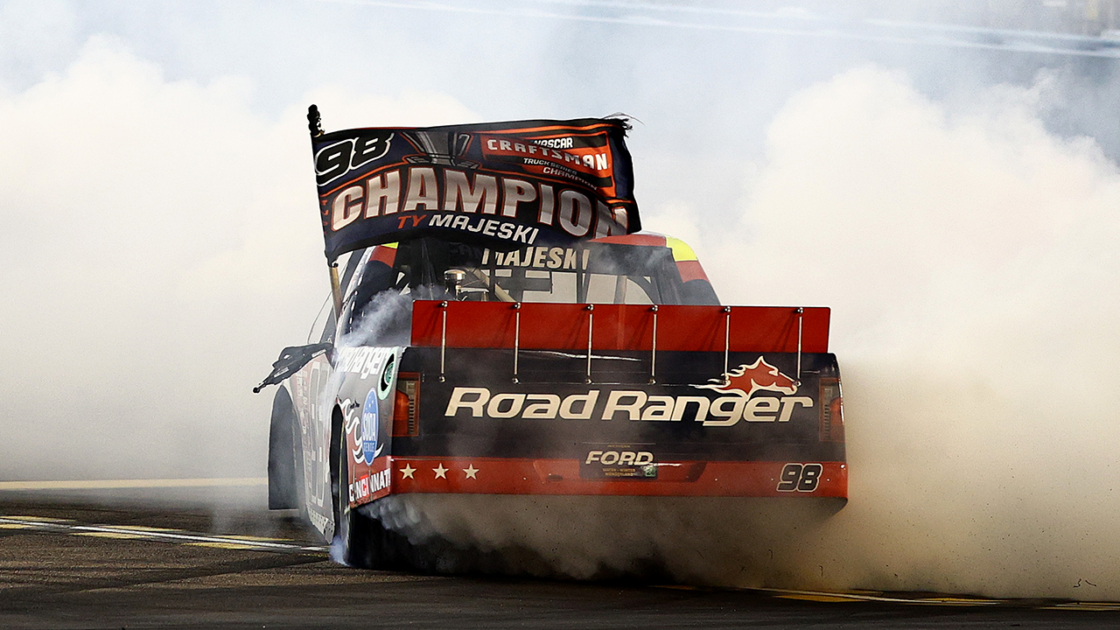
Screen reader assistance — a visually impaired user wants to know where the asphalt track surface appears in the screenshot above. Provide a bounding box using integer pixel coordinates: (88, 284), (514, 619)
(1, 490), (1118, 629)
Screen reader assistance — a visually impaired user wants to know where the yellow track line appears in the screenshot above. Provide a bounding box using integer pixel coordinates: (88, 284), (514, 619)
(0, 478), (268, 490)
(765, 588), (1005, 606)
(0, 517), (327, 553)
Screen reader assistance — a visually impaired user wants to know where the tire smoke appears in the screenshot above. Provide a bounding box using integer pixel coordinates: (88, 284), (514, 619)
(686, 66), (1120, 599)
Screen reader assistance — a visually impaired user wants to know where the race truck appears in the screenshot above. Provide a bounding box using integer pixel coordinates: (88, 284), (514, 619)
(256, 110), (846, 570)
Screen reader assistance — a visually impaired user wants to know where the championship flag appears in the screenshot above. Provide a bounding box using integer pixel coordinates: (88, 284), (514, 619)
(309, 111), (641, 262)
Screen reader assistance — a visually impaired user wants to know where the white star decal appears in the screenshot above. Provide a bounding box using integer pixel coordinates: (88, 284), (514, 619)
(463, 465), (478, 479)
(400, 464), (415, 479)
(433, 463), (448, 479)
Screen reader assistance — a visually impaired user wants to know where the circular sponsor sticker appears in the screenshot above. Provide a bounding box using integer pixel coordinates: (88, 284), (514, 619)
(378, 352), (396, 400)
(361, 390), (380, 465)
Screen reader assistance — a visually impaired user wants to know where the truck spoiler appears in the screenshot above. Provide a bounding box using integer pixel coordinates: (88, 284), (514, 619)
(410, 301), (829, 382)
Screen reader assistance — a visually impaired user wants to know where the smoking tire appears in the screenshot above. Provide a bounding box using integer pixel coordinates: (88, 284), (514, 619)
(333, 450), (456, 570)
(330, 413), (521, 573)
(334, 418), (380, 569)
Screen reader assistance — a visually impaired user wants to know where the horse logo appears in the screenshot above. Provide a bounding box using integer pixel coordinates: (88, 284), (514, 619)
(693, 357), (798, 398)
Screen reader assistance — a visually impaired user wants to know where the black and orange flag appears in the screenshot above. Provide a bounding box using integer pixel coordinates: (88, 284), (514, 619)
(309, 109), (641, 262)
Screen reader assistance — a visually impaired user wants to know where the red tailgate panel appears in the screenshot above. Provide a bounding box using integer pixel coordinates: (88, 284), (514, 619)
(411, 302), (830, 353)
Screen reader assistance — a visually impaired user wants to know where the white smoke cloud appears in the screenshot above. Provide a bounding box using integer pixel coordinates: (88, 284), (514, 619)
(0, 35), (475, 481)
(644, 66), (1120, 599)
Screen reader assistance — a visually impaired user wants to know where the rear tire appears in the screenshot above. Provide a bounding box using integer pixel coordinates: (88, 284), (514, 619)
(333, 416), (380, 568)
(328, 410), (472, 571)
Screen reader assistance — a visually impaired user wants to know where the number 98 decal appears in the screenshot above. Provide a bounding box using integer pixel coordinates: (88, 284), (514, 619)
(777, 463), (823, 492)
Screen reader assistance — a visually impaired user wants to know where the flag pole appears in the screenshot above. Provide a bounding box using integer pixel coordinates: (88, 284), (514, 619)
(308, 104), (344, 317)
(329, 263), (343, 316)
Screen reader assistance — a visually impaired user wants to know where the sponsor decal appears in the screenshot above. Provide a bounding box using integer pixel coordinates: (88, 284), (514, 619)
(334, 346), (395, 379)
(360, 390), (381, 465)
(348, 468), (392, 503)
(581, 447), (657, 480)
(532, 136), (574, 149)
(444, 385), (814, 427)
(479, 134), (610, 179)
(443, 357), (813, 428)
(693, 356), (798, 398)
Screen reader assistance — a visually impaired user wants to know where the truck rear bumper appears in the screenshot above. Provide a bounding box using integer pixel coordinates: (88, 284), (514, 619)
(348, 456), (847, 504)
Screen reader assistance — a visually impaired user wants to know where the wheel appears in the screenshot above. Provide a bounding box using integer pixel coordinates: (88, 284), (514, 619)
(332, 417), (380, 568)
(267, 388), (304, 512)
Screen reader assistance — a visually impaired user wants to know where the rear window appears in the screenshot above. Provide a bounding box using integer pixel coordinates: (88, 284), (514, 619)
(393, 240), (683, 304)
(342, 238), (719, 336)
